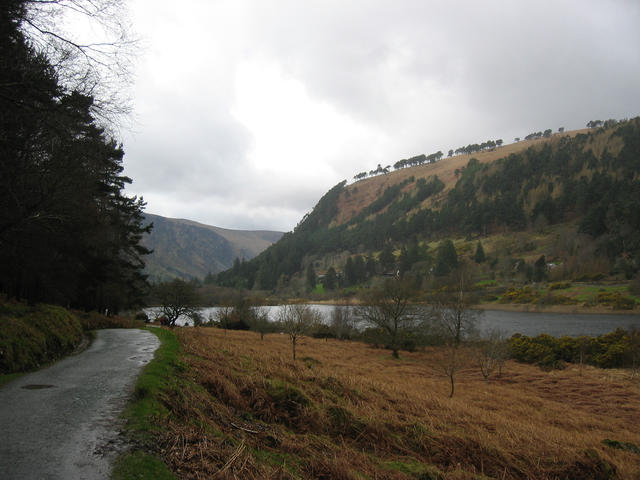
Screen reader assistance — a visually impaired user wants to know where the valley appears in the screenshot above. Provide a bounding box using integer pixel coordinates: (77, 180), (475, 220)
(142, 213), (283, 281)
(4, 2), (640, 479)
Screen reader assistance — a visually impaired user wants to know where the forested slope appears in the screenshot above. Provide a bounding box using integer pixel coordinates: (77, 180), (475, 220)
(216, 119), (640, 293)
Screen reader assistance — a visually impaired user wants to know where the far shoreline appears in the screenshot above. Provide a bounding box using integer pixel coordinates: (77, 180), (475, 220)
(304, 299), (640, 315)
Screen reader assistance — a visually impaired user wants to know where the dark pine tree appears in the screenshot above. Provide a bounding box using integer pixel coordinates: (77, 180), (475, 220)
(0, 2), (151, 311)
(473, 241), (486, 263)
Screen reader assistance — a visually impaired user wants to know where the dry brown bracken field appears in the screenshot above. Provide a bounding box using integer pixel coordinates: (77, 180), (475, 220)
(154, 327), (640, 479)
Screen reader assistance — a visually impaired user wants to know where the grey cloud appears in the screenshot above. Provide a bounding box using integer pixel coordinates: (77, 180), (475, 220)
(245, 1), (640, 133)
(122, 0), (640, 232)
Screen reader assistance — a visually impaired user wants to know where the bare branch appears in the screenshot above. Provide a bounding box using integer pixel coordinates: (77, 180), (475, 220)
(19, 0), (139, 130)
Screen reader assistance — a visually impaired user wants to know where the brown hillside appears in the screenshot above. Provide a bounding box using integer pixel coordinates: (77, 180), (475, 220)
(335, 128), (591, 226)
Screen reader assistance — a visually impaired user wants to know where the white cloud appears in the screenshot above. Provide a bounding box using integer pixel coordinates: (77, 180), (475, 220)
(232, 59), (379, 180)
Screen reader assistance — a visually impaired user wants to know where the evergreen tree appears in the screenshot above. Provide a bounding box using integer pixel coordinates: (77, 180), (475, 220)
(533, 255), (547, 282)
(305, 263), (317, 292)
(324, 267), (337, 290)
(0, 3), (151, 311)
(354, 255), (367, 283)
(473, 241), (486, 263)
(399, 246), (411, 276)
(435, 239), (458, 276)
(365, 255), (378, 277)
(344, 257), (356, 286)
(379, 244), (396, 272)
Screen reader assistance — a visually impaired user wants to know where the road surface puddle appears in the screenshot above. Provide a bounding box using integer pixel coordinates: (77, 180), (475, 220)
(21, 384), (56, 390)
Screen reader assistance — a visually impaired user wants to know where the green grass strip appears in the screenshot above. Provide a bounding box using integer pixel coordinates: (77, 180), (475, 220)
(111, 451), (176, 480)
(125, 327), (181, 434)
(111, 327), (181, 480)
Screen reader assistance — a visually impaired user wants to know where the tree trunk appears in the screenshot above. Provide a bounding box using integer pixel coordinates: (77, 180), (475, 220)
(449, 374), (455, 398)
(292, 336), (297, 361)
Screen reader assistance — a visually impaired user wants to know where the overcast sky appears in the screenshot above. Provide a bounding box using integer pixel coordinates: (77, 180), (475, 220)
(118, 0), (640, 233)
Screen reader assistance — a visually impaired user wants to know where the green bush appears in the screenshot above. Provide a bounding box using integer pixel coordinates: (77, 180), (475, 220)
(538, 292), (579, 305)
(573, 273), (606, 282)
(596, 291), (636, 309)
(509, 328), (638, 370)
(500, 286), (540, 304)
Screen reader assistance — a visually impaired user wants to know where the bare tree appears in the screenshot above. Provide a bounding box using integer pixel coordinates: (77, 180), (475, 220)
(430, 264), (481, 397)
(575, 336), (591, 376)
(214, 304), (234, 333)
(358, 279), (422, 358)
(495, 340), (511, 377)
(430, 266), (480, 347)
(19, 0), (138, 127)
(249, 307), (272, 340)
(277, 304), (321, 360)
(626, 328), (640, 378)
(476, 329), (507, 383)
(330, 304), (356, 340)
(439, 345), (469, 398)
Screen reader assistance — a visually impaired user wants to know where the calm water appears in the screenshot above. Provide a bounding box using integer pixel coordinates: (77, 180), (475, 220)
(147, 305), (640, 337)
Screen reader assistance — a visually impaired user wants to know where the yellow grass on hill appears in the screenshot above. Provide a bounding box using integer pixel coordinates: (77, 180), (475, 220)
(156, 327), (640, 479)
(335, 129), (591, 226)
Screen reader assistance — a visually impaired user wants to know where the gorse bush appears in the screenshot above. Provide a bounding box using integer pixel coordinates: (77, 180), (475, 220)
(596, 291), (636, 310)
(500, 286), (540, 304)
(509, 328), (640, 370)
(549, 282), (572, 290)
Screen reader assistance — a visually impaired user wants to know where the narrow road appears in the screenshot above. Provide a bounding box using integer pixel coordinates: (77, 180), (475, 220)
(0, 328), (160, 480)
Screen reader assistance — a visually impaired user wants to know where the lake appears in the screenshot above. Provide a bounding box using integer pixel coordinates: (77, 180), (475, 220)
(147, 304), (640, 337)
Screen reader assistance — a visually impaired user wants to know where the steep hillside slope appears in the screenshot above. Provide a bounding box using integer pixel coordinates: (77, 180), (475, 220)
(143, 214), (282, 281)
(334, 128), (591, 226)
(216, 119), (640, 292)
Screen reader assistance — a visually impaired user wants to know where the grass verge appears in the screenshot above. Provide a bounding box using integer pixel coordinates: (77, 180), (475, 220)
(111, 451), (176, 480)
(111, 327), (180, 480)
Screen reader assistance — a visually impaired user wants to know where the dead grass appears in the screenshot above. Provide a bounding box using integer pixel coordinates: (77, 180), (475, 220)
(155, 327), (640, 479)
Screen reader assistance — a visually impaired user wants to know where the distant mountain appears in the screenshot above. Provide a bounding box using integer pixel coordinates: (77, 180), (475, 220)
(142, 214), (283, 281)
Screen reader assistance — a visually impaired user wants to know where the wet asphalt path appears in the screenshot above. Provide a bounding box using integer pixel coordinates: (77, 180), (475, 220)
(0, 328), (160, 480)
